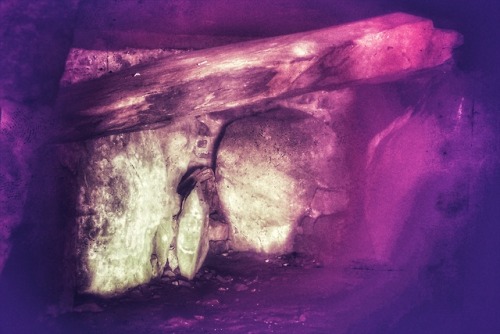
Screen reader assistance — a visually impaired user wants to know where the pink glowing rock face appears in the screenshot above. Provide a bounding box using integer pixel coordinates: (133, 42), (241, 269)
(361, 76), (491, 266)
(366, 111), (466, 261)
(56, 12), (461, 140)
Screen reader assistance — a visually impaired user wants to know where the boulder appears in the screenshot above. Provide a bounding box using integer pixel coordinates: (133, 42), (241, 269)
(216, 108), (345, 253)
(61, 123), (193, 296)
(176, 180), (211, 280)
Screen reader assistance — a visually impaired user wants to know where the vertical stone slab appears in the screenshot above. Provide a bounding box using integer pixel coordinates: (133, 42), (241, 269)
(176, 182), (211, 280)
(152, 124), (194, 276)
(73, 131), (168, 295)
(216, 109), (345, 254)
(61, 122), (194, 296)
(363, 74), (488, 265)
(175, 168), (215, 279)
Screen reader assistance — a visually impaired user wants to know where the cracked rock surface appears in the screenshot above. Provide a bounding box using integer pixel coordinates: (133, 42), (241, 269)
(60, 123), (194, 296)
(216, 108), (347, 253)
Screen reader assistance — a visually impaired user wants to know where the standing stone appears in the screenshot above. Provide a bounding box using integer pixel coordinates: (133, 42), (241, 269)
(154, 123), (195, 275)
(216, 108), (345, 254)
(176, 167), (214, 280)
(176, 183), (210, 280)
(60, 122), (193, 296)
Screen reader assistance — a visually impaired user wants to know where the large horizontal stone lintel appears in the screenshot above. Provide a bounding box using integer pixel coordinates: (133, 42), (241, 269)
(56, 12), (461, 140)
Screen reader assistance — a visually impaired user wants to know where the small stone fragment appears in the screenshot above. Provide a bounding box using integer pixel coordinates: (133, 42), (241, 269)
(166, 317), (197, 328)
(234, 283), (249, 292)
(201, 299), (220, 307)
(215, 275), (233, 283)
(209, 240), (230, 254)
(163, 269), (176, 278)
(208, 221), (229, 241)
(167, 249), (179, 272)
(178, 280), (192, 288)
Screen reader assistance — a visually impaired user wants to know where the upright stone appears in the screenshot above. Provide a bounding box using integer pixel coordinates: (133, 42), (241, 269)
(60, 123), (194, 296)
(176, 183), (210, 280)
(216, 109), (346, 253)
(176, 168), (214, 279)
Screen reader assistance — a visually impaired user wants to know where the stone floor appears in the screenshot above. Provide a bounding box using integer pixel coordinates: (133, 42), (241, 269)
(40, 251), (426, 334)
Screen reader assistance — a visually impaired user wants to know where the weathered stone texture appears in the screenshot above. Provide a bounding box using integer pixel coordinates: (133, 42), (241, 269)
(60, 123), (194, 296)
(176, 182), (210, 280)
(216, 109), (347, 253)
(57, 13), (461, 140)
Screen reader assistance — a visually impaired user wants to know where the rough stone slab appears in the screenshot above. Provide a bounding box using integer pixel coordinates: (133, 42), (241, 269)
(363, 80), (483, 262)
(176, 182), (210, 280)
(59, 122), (194, 296)
(215, 109), (347, 253)
(56, 13), (460, 140)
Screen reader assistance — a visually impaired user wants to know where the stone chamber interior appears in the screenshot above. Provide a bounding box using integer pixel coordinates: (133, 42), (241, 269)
(1, 1), (500, 333)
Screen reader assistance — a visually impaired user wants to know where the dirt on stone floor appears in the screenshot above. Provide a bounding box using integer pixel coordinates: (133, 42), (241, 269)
(33, 251), (394, 334)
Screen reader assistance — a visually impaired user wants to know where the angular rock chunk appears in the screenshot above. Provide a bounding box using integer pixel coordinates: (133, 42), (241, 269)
(216, 109), (346, 253)
(175, 167), (216, 279)
(208, 221), (229, 241)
